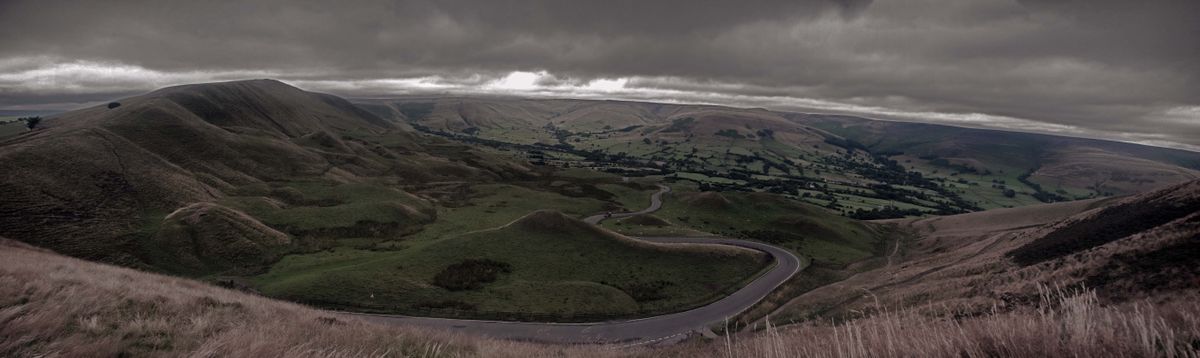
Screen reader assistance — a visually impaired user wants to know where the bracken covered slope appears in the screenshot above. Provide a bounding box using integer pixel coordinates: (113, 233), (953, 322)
(770, 179), (1200, 323)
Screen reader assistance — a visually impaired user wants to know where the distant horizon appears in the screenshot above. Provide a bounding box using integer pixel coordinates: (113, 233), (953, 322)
(15, 77), (1200, 154)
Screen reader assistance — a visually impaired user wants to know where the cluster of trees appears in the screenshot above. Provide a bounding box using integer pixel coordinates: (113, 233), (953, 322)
(819, 153), (980, 213)
(1018, 172), (1067, 203)
(14, 116), (41, 130)
(849, 206), (926, 220)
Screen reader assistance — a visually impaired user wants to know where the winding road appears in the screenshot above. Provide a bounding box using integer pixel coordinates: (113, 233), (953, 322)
(348, 185), (802, 345)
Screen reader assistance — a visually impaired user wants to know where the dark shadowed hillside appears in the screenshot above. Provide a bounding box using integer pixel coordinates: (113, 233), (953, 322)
(768, 179), (1200, 325)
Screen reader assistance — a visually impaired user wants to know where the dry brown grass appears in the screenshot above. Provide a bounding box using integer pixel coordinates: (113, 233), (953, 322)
(691, 286), (1200, 358)
(0, 239), (483, 357)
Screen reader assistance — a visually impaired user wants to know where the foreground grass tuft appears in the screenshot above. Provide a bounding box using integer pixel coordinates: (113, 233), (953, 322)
(697, 286), (1200, 358)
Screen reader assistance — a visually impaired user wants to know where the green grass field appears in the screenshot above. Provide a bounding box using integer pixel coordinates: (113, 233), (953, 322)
(232, 170), (772, 319)
(253, 210), (768, 318)
(399, 183), (612, 242)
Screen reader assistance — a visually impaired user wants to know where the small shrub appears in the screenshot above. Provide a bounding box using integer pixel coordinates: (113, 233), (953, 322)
(432, 259), (511, 291)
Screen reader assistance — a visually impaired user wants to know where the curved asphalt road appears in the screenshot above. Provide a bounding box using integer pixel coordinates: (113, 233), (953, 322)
(348, 185), (802, 345)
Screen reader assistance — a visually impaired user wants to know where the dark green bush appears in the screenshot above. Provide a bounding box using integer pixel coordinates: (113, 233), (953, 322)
(432, 259), (512, 291)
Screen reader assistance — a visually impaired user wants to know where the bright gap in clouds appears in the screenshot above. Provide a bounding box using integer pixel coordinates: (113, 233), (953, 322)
(483, 71), (627, 92)
(585, 78), (628, 92)
(489, 71), (545, 90)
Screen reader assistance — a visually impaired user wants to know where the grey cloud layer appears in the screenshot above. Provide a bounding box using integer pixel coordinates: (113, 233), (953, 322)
(1, 0), (1197, 148)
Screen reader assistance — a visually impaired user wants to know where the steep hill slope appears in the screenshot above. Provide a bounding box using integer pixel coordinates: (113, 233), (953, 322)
(768, 179), (1200, 324)
(0, 80), (527, 272)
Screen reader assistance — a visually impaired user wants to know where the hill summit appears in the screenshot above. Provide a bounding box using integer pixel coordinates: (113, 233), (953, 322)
(509, 209), (595, 234)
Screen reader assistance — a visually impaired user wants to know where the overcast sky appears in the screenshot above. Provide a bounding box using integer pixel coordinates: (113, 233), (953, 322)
(1, 0), (1197, 150)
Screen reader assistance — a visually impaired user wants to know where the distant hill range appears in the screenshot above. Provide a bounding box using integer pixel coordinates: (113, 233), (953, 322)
(355, 96), (1199, 211)
(801, 114), (1200, 196)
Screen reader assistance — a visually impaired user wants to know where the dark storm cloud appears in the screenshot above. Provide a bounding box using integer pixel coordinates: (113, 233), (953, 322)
(1, 0), (1197, 149)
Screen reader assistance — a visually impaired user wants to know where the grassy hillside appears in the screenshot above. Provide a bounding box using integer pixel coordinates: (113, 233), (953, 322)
(143, 202), (293, 276)
(0, 80), (532, 271)
(254, 210), (769, 319)
(0, 80), (392, 266)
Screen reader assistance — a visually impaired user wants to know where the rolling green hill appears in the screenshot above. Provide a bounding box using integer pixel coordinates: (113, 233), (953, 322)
(255, 210), (768, 318)
(0, 80), (528, 271)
